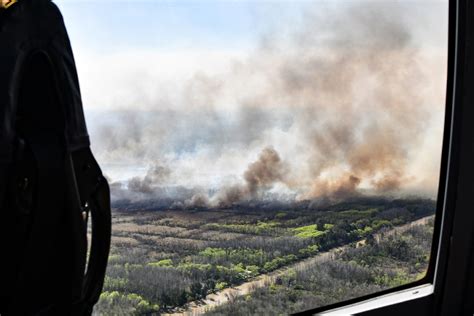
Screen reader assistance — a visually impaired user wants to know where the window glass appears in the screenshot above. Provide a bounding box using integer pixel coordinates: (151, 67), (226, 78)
(56, 0), (448, 314)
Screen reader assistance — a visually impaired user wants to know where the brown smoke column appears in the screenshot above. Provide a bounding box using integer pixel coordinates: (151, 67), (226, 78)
(214, 147), (288, 207)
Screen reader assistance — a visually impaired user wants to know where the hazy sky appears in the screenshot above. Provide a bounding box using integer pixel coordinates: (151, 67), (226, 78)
(55, 1), (447, 52)
(52, 1), (449, 204)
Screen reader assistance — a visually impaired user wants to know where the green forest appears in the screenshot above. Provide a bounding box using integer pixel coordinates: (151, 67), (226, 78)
(93, 197), (435, 315)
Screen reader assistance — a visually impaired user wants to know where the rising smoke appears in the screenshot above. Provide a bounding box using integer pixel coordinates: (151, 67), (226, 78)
(128, 165), (171, 194)
(214, 147), (288, 207)
(89, 2), (447, 208)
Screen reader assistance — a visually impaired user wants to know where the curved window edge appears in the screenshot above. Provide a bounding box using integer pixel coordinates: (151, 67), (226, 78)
(319, 284), (434, 315)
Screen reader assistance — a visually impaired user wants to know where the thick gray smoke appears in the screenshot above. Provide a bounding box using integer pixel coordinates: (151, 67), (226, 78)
(115, 147), (288, 208)
(128, 165), (170, 194)
(88, 2), (447, 207)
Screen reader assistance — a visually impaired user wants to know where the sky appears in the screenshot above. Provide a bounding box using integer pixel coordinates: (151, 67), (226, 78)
(52, 0), (449, 206)
(54, 1), (313, 52)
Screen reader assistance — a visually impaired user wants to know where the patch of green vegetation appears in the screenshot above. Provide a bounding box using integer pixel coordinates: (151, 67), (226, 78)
(256, 221), (279, 229)
(97, 291), (159, 315)
(200, 247), (227, 259)
(103, 276), (129, 292)
(355, 226), (373, 237)
(292, 224), (325, 238)
(124, 263), (143, 271)
(298, 244), (319, 256)
(374, 270), (413, 287)
(148, 259), (173, 268)
(371, 219), (392, 230)
(215, 282), (228, 291)
(263, 254), (297, 272)
(246, 265), (260, 278)
(203, 221), (281, 235)
(323, 223), (334, 230)
(199, 247), (266, 266)
(107, 254), (121, 265)
(213, 263), (257, 282)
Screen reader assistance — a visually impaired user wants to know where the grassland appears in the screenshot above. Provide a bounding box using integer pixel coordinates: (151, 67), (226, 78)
(93, 197), (435, 315)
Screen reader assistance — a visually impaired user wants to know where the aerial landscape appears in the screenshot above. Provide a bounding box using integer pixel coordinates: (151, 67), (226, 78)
(53, 0), (448, 315)
(94, 198), (435, 315)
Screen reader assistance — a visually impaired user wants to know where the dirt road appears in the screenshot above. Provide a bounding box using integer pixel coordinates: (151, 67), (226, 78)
(165, 216), (434, 316)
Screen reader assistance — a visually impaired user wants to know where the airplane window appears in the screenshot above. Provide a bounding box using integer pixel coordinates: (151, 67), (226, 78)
(55, 0), (448, 314)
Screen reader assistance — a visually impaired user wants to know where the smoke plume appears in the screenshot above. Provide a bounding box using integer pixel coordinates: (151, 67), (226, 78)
(85, 2), (447, 207)
(244, 147), (287, 197)
(214, 147), (288, 207)
(128, 165), (170, 194)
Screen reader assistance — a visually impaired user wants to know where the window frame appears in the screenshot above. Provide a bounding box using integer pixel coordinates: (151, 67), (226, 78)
(297, 0), (474, 314)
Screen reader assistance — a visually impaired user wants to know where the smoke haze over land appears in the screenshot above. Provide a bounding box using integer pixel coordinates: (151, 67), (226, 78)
(63, 1), (448, 208)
